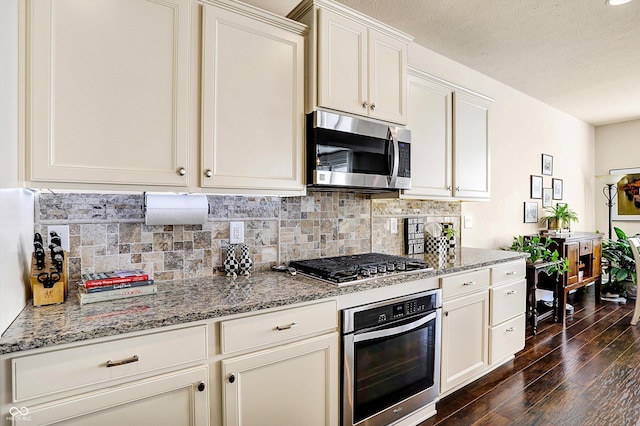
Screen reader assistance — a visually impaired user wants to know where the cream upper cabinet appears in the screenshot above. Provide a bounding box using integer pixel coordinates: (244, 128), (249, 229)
(402, 69), (453, 198)
(395, 67), (492, 200)
(453, 91), (492, 199)
(200, 2), (306, 194)
(290, 0), (411, 125)
(27, 0), (191, 187)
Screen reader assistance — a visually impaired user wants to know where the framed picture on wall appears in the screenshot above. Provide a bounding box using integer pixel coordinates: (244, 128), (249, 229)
(552, 178), (563, 200)
(542, 188), (552, 207)
(542, 154), (553, 176)
(524, 201), (538, 223)
(610, 167), (640, 221)
(530, 175), (543, 199)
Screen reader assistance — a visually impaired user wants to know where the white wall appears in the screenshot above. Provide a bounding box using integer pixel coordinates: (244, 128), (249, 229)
(595, 119), (640, 238)
(0, 189), (34, 334)
(408, 43), (596, 249)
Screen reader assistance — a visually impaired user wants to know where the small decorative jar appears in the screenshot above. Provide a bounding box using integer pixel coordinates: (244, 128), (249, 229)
(223, 244), (240, 277)
(238, 244), (253, 276)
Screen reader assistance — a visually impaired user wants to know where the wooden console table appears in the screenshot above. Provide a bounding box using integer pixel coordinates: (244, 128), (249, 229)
(542, 232), (603, 324)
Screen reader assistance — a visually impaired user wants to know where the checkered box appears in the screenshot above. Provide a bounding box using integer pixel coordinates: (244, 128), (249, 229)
(425, 236), (447, 254)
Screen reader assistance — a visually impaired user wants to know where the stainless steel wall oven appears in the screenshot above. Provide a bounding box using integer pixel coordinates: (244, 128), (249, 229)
(342, 289), (442, 426)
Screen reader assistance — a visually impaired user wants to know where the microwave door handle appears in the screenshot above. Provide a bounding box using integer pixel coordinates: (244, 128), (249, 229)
(388, 128), (400, 188)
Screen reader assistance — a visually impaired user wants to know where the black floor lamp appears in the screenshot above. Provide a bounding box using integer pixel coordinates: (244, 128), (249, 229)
(596, 174), (623, 240)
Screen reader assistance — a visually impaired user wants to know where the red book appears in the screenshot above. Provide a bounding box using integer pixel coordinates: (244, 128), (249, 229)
(81, 269), (150, 289)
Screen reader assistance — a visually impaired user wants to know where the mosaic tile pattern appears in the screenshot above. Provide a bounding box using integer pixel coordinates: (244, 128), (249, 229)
(35, 192), (462, 281)
(279, 191), (371, 263)
(371, 199), (461, 255)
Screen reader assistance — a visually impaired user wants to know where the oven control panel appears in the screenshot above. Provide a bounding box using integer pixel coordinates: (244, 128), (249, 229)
(349, 290), (441, 332)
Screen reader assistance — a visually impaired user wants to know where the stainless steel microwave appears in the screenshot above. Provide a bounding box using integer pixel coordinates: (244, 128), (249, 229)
(306, 111), (411, 192)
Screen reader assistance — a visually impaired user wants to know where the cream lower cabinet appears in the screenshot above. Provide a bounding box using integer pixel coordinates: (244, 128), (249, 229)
(1, 325), (209, 426)
(398, 67), (492, 200)
(218, 300), (339, 426)
(27, 0), (191, 187)
(440, 269), (490, 394)
(22, 366), (209, 426)
(200, 2), (306, 194)
(489, 261), (527, 364)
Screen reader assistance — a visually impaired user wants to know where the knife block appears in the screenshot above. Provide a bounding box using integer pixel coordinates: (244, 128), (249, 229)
(30, 252), (67, 306)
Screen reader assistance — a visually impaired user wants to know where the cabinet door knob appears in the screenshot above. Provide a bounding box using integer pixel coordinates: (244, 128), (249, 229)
(205, 169), (213, 178)
(177, 167), (186, 176)
(370, 103), (376, 111)
(447, 186), (452, 191)
(228, 374), (236, 384)
(456, 186), (460, 191)
(362, 101), (368, 110)
(198, 381), (206, 392)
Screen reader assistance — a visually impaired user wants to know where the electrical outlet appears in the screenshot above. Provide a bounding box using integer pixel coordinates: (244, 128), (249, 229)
(230, 222), (244, 244)
(48, 225), (70, 251)
(390, 218), (398, 234)
(464, 216), (473, 229)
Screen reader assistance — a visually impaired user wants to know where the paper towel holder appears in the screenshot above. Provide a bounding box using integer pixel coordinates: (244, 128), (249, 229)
(143, 192), (210, 225)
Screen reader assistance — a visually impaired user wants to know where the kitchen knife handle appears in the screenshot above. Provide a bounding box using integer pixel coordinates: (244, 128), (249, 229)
(106, 354), (139, 368)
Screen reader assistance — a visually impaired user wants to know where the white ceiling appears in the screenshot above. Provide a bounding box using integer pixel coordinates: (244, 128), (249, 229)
(245, 0), (640, 126)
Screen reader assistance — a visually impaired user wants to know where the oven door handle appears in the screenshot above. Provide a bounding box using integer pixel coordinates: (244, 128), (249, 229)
(352, 310), (439, 343)
(387, 127), (400, 188)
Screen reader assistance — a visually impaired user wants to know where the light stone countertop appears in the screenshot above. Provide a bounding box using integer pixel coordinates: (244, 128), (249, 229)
(0, 248), (527, 355)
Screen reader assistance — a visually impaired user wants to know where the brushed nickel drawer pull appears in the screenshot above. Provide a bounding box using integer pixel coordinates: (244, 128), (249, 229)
(507, 290), (517, 295)
(506, 271), (517, 276)
(106, 354), (139, 368)
(275, 322), (298, 331)
(463, 281), (476, 286)
(506, 327), (515, 332)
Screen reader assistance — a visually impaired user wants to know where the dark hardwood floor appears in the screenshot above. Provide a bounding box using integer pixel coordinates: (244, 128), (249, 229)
(423, 287), (640, 426)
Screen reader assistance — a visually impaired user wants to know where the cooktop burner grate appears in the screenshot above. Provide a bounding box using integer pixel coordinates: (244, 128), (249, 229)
(289, 253), (431, 284)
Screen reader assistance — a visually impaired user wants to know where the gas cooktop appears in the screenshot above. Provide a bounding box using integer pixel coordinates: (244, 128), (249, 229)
(289, 253), (432, 285)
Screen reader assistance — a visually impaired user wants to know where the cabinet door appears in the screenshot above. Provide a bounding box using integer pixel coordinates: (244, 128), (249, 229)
(368, 29), (407, 124)
(317, 8), (368, 117)
(593, 240), (602, 277)
(24, 366), (209, 426)
(403, 72), (453, 198)
(28, 0), (190, 186)
(222, 333), (339, 426)
(566, 242), (580, 285)
(201, 4), (304, 193)
(441, 291), (489, 393)
(452, 91), (491, 199)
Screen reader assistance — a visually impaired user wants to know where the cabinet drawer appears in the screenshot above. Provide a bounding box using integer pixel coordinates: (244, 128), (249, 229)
(489, 314), (525, 364)
(221, 301), (337, 354)
(490, 279), (526, 325)
(491, 261), (525, 285)
(580, 241), (593, 255)
(441, 269), (490, 300)
(12, 325), (207, 401)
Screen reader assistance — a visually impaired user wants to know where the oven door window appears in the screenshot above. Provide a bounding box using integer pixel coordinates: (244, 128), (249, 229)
(353, 314), (437, 423)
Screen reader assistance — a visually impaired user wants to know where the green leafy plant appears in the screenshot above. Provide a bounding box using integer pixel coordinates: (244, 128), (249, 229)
(505, 235), (570, 275)
(602, 227), (638, 285)
(443, 227), (458, 239)
(539, 204), (579, 231)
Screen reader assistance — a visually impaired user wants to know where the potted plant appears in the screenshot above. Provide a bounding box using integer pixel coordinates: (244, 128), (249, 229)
(539, 204), (579, 232)
(505, 235), (570, 275)
(442, 226), (458, 250)
(602, 227), (638, 298)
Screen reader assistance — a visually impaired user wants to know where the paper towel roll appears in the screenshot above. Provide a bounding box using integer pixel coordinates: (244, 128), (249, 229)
(144, 193), (209, 225)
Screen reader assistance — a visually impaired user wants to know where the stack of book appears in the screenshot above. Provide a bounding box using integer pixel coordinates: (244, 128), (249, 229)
(78, 269), (156, 305)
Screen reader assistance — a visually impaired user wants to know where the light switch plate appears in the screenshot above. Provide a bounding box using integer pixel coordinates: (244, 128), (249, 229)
(390, 218), (398, 234)
(464, 216), (473, 229)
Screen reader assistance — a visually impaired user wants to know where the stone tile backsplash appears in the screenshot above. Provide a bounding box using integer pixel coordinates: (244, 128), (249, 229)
(35, 192), (461, 281)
